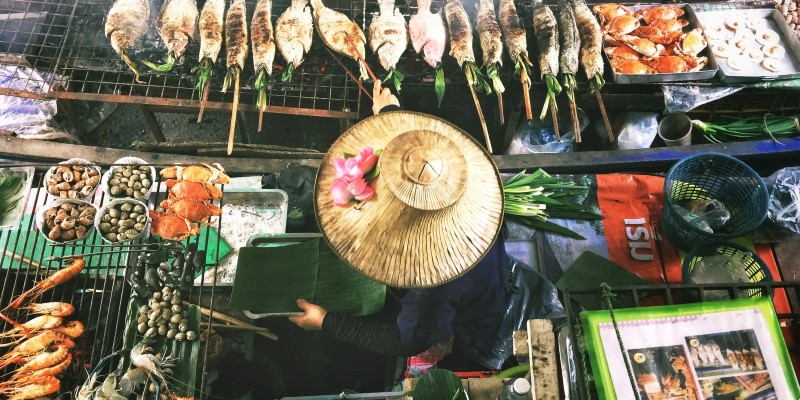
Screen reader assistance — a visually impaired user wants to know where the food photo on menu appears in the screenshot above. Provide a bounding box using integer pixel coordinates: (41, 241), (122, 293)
(628, 345), (700, 400)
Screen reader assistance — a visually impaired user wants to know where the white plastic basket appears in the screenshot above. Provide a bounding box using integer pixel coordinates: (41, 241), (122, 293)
(36, 199), (97, 244)
(100, 157), (157, 201)
(43, 158), (102, 200)
(94, 198), (151, 244)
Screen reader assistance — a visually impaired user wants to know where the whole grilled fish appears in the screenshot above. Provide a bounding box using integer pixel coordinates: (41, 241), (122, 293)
(311, 0), (368, 79)
(105, 0), (150, 81)
(368, 0), (408, 72)
(408, 0), (446, 68)
(498, 0), (527, 62)
(276, 0), (314, 69)
(226, 0), (248, 71)
(532, 0), (559, 78)
(252, 0), (276, 75)
(198, 0), (225, 63)
(558, 0), (580, 76)
(156, 0), (199, 61)
(477, 0), (502, 68)
(444, 0), (475, 68)
(573, 0), (604, 80)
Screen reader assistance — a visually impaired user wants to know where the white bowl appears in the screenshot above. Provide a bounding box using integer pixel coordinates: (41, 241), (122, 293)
(43, 158), (102, 200)
(94, 198), (151, 244)
(100, 157), (157, 201)
(36, 199), (97, 244)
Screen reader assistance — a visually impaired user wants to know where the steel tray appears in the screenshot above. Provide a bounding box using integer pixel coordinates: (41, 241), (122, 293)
(607, 4), (719, 84)
(696, 9), (800, 82)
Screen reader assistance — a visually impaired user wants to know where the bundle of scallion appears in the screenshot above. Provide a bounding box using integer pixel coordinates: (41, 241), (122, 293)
(692, 115), (800, 143)
(503, 169), (603, 240)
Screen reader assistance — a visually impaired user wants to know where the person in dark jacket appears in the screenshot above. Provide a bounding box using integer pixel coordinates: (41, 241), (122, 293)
(290, 80), (510, 374)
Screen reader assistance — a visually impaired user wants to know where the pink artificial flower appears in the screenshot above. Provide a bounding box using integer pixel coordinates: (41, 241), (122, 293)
(331, 178), (354, 207)
(357, 146), (378, 174)
(348, 178), (375, 201)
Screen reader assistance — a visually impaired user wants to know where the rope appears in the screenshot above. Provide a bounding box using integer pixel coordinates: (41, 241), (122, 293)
(600, 283), (641, 400)
(762, 113), (784, 145)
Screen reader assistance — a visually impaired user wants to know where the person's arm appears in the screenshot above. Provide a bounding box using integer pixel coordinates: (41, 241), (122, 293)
(372, 79), (400, 115)
(289, 299), (427, 356)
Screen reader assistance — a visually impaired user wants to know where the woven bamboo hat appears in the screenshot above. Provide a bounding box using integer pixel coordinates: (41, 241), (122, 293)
(314, 111), (504, 288)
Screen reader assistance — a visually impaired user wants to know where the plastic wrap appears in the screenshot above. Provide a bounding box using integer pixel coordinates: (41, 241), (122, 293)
(614, 112), (658, 150)
(0, 65), (58, 137)
(754, 167), (800, 242)
(661, 85), (742, 114)
(504, 109), (589, 154)
(474, 255), (565, 370)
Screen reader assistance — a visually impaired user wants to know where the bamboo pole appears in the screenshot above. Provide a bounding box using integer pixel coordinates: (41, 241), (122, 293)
(569, 91), (581, 143)
(497, 92), (505, 126)
(227, 71), (241, 156)
(595, 86), (614, 143)
(197, 80), (211, 123)
(550, 100), (561, 141)
(520, 68), (532, 120)
(467, 77), (493, 154)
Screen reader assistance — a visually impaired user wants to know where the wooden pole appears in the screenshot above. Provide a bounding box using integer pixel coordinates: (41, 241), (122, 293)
(497, 92), (505, 126)
(527, 319), (559, 399)
(595, 86), (614, 143)
(197, 80), (211, 123)
(227, 71), (241, 156)
(569, 91), (581, 143)
(550, 100), (561, 141)
(467, 76), (493, 154)
(520, 69), (532, 120)
(258, 103), (264, 133)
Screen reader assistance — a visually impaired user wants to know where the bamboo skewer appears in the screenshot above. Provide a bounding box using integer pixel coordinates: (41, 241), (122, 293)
(227, 71), (241, 155)
(520, 68), (532, 120)
(197, 80), (211, 123)
(191, 301), (278, 340)
(346, 39), (377, 82)
(201, 322), (272, 333)
(258, 106), (264, 133)
(466, 75), (492, 154)
(569, 92), (581, 143)
(549, 100), (561, 141)
(497, 92), (505, 126)
(326, 48), (373, 101)
(3, 251), (42, 269)
(595, 87), (614, 142)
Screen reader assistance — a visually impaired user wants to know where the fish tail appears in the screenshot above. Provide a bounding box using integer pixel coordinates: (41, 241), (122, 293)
(120, 50), (143, 83)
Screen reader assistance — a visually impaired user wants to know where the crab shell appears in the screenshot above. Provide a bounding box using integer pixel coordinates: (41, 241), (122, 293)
(619, 35), (665, 58)
(650, 18), (689, 35)
(676, 29), (708, 57)
(158, 198), (222, 223)
(605, 45), (642, 61)
(605, 15), (640, 36)
(610, 58), (653, 74)
(592, 3), (633, 24)
(149, 210), (201, 241)
(635, 6), (685, 25)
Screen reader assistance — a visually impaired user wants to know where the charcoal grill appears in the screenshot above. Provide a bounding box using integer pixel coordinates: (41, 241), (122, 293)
(0, 164), (228, 399)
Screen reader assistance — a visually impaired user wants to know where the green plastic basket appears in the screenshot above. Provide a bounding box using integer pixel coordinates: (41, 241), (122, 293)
(682, 242), (772, 298)
(662, 153), (768, 250)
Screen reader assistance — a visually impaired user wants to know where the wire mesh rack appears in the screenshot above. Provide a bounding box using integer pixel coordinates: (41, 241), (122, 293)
(0, 163), (227, 399)
(0, 0), (362, 119)
(562, 281), (800, 399)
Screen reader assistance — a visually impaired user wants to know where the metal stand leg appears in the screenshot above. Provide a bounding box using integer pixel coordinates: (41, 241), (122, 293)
(58, 99), (87, 138)
(237, 110), (251, 144)
(139, 105), (167, 142)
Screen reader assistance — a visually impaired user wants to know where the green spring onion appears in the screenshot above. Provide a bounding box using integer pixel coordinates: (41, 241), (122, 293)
(142, 51), (176, 72)
(692, 115), (800, 143)
(435, 63), (445, 108)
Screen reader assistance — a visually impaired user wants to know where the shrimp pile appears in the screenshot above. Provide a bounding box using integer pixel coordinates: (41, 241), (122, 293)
(0, 258), (85, 399)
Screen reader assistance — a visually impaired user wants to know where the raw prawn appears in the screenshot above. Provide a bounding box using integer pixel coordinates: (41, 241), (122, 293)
(14, 343), (71, 374)
(0, 315), (62, 343)
(20, 302), (74, 317)
(0, 331), (74, 369)
(54, 320), (84, 338)
(0, 375), (60, 400)
(4, 257), (85, 310)
(160, 163), (231, 185)
(27, 352), (72, 378)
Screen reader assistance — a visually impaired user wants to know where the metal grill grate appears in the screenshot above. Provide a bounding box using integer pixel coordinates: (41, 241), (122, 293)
(564, 282), (800, 399)
(0, 0), (362, 118)
(0, 164), (225, 398)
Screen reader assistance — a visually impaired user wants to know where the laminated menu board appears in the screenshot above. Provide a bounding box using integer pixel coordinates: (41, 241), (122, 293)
(581, 297), (800, 399)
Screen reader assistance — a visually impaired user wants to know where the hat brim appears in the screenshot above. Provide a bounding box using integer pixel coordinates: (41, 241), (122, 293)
(314, 111), (504, 288)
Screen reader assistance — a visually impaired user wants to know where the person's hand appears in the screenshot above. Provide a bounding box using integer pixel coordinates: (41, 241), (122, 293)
(372, 79), (400, 115)
(289, 299), (327, 330)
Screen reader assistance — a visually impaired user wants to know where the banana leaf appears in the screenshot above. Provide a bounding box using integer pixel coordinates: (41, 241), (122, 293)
(412, 370), (467, 400)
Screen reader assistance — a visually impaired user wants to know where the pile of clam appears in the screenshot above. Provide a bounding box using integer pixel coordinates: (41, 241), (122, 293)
(106, 165), (154, 200)
(45, 165), (100, 199)
(136, 287), (197, 341)
(97, 200), (148, 243)
(41, 201), (96, 242)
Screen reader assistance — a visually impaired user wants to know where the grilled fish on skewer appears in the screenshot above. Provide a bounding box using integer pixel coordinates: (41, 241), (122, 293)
(532, 0), (562, 120)
(499, 0), (533, 119)
(193, 0), (224, 121)
(573, 0), (604, 88)
(311, 0), (368, 80)
(369, 0), (408, 91)
(144, 0), (199, 71)
(408, 0), (447, 105)
(276, 0), (314, 81)
(558, 0), (580, 140)
(477, 0), (504, 124)
(223, 0), (248, 92)
(105, 0), (150, 82)
(252, 0), (277, 117)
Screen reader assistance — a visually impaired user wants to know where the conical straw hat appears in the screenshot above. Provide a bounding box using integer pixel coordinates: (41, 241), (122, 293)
(314, 111), (504, 288)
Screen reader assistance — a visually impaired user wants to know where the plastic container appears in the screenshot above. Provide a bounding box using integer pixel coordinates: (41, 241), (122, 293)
(496, 378), (531, 400)
(43, 158), (102, 200)
(662, 153), (769, 250)
(505, 108), (589, 154)
(35, 199), (97, 244)
(100, 156), (157, 201)
(0, 166), (35, 230)
(683, 242), (772, 299)
(94, 198), (150, 244)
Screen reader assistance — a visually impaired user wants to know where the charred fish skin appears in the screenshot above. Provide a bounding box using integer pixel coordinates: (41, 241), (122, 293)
(477, 0), (503, 68)
(252, 0), (277, 75)
(368, 0), (408, 72)
(573, 0), (604, 80)
(105, 0), (150, 63)
(199, 0), (225, 62)
(157, 0), (199, 60)
(558, 0), (580, 75)
(445, 0), (475, 68)
(532, 0), (560, 78)
(226, 0), (249, 71)
(276, 0), (314, 68)
(498, 0), (527, 61)
(311, 0), (366, 64)
(408, 0), (447, 68)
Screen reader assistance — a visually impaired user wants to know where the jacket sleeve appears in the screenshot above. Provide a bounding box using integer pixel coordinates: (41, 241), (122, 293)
(379, 104), (402, 113)
(322, 312), (430, 356)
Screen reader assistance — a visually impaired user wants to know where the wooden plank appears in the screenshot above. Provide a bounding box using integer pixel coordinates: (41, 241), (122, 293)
(0, 137), (321, 174)
(527, 319), (558, 400)
(513, 329), (529, 358)
(467, 378), (507, 400)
